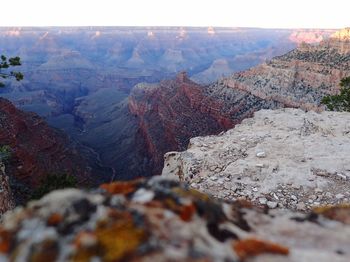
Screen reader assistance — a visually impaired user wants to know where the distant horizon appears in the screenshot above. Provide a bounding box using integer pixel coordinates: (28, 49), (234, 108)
(0, 26), (344, 30)
(2, 0), (349, 29)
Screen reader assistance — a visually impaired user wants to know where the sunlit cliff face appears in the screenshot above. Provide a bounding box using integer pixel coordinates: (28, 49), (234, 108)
(331, 28), (350, 40)
(91, 31), (101, 39)
(5, 30), (21, 37)
(289, 31), (325, 44)
(207, 26), (216, 35)
(176, 28), (187, 39)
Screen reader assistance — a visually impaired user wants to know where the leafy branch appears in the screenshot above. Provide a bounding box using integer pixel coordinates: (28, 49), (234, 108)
(321, 77), (350, 112)
(0, 55), (24, 87)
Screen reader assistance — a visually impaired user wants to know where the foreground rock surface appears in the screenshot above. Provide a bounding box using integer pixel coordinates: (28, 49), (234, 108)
(0, 178), (349, 262)
(163, 109), (350, 211)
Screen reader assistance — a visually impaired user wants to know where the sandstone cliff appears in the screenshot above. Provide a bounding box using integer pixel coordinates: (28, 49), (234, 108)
(0, 98), (90, 203)
(163, 109), (350, 211)
(222, 28), (350, 111)
(0, 178), (349, 261)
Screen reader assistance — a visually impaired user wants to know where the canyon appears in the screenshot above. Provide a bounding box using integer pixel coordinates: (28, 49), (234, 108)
(0, 27), (335, 179)
(75, 28), (350, 179)
(0, 27), (350, 261)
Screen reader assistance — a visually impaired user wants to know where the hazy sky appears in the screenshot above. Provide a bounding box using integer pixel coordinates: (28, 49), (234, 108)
(1, 0), (349, 28)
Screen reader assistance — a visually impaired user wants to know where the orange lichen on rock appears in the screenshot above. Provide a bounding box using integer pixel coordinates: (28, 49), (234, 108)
(47, 213), (63, 226)
(100, 180), (140, 195)
(72, 215), (146, 262)
(233, 238), (289, 260)
(0, 228), (11, 253)
(95, 219), (146, 261)
(313, 204), (350, 224)
(179, 203), (197, 222)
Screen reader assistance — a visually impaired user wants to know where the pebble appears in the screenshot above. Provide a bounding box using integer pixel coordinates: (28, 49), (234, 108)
(191, 183), (198, 189)
(231, 186), (237, 191)
(336, 173), (347, 180)
(314, 188), (323, 193)
(132, 189), (155, 204)
(291, 195), (297, 201)
(209, 166), (217, 171)
(258, 197), (267, 205)
(309, 195), (317, 201)
(210, 176), (218, 181)
(256, 151), (266, 158)
(252, 187), (258, 192)
(256, 163), (264, 168)
(335, 193), (345, 199)
(267, 201), (278, 209)
(325, 192), (332, 198)
(296, 202), (306, 211)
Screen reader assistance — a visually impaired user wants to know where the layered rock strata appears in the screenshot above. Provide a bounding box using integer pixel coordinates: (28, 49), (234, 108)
(223, 28), (350, 111)
(0, 98), (90, 202)
(125, 72), (283, 177)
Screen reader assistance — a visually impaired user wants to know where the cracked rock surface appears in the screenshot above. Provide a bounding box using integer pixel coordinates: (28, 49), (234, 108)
(162, 108), (350, 211)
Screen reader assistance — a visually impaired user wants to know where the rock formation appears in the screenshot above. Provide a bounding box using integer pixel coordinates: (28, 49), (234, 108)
(162, 108), (350, 211)
(0, 178), (349, 261)
(0, 98), (90, 203)
(223, 29), (350, 112)
(0, 162), (15, 215)
(100, 72), (283, 179)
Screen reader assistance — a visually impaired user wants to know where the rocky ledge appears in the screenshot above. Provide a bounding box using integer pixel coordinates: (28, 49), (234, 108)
(0, 178), (349, 261)
(163, 109), (350, 211)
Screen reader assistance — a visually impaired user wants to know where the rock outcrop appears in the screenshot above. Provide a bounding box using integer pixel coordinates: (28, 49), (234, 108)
(163, 109), (350, 211)
(0, 178), (349, 261)
(124, 72), (285, 178)
(223, 29), (350, 112)
(0, 162), (15, 215)
(0, 98), (90, 203)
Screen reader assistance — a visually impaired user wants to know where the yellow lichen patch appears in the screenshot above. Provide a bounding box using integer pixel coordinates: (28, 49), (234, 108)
(172, 187), (210, 202)
(233, 238), (289, 261)
(71, 210), (146, 262)
(0, 228), (11, 253)
(47, 213), (63, 226)
(313, 204), (350, 224)
(95, 219), (146, 261)
(100, 180), (140, 195)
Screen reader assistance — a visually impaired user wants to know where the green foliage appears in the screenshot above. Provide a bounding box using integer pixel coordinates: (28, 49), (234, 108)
(0, 145), (11, 162)
(321, 77), (350, 112)
(0, 55), (24, 87)
(31, 173), (77, 200)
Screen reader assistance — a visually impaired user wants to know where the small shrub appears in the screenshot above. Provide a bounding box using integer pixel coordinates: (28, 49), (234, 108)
(321, 77), (350, 112)
(31, 173), (77, 200)
(0, 145), (11, 162)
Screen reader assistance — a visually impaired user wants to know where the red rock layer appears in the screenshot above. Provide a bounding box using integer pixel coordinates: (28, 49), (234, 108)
(127, 72), (279, 176)
(0, 98), (90, 190)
